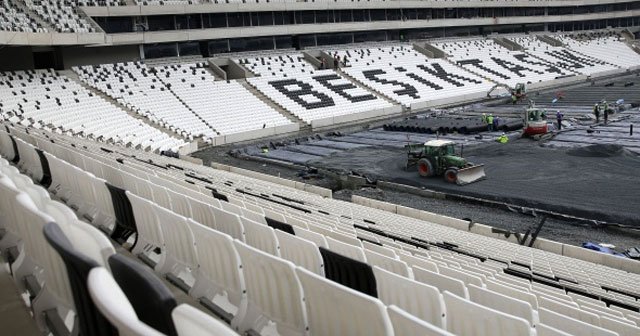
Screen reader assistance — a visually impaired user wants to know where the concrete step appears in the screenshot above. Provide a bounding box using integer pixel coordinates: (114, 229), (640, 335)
(237, 79), (309, 129)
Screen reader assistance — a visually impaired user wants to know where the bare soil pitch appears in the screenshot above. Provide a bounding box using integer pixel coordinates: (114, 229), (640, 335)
(309, 139), (640, 226)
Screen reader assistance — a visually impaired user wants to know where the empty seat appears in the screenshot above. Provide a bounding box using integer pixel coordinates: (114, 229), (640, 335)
(413, 266), (469, 299)
(373, 266), (445, 328)
(274, 229), (324, 276)
(88, 267), (166, 336)
(43, 222), (114, 336)
(538, 308), (618, 336)
(108, 254), (179, 336)
(295, 267), (394, 336)
(468, 284), (535, 326)
(171, 304), (238, 336)
(387, 305), (454, 336)
(233, 241), (307, 335)
(443, 291), (532, 336)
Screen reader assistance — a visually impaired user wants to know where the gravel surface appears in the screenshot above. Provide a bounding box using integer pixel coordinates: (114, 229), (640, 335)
(194, 142), (640, 251)
(310, 139), (640, 226)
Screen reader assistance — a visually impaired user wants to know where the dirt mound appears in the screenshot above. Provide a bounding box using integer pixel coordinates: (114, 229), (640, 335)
(566, 144), (635, 157)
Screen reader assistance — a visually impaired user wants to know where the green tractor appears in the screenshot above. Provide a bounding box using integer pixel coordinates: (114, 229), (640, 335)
(405, 140), (486, 185)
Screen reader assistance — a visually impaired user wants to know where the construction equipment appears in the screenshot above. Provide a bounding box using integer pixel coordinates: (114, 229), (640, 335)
(523, 103), (548, 137)
(405, 140), (486, 185)
(487, 83), (527, 104)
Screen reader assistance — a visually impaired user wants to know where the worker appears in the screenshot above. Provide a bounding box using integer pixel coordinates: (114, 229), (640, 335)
(343, 55), (348, 67)
(511, 93), (517, 105)
(481, 113), (487, 124)
(593, 103), (600, 123)
(556, 111), (564, 130)
(496, 133), (509, 143)
(601, 100), (609, 124)
(487, 114), (494, 132)
(493, 115), (499, 131)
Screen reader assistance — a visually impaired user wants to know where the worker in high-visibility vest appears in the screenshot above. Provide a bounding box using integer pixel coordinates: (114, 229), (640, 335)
(496, 133), (509, 143)
(487, 114), (494, 132)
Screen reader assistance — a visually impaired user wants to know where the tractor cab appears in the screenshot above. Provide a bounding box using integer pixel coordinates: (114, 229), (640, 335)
(423, 140), (456, 157)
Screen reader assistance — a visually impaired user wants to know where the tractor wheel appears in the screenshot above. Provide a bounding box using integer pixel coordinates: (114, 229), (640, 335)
(417, 159), (434, 177)
(444, 168), (458, 184)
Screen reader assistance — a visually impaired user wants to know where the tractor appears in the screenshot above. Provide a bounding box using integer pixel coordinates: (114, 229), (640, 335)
(405, 140), (486, 185)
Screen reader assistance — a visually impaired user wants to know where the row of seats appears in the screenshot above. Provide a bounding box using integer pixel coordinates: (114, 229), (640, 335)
(247, 69), (393, 123)
(74, 61), (218, 142)
(23, 0), (95, 33)
(555, 33), (640, 69)
(154, 63), (294, 135)
(0, 0), (46, 32)
(0, 69), (187, 152)
(330, 45), (493, 107)
(0, 146), (237, 335)
(433, 38), (573, 87)
(510, 35), (620, 76)
(238, 53), (318, 77)
(4, 123), (640, 335)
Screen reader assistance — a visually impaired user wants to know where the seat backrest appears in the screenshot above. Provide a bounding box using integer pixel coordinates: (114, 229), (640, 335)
(373, 266), (445, 328)
(0, 130), (16, 159)
(319, 246), (377, 297)
(87, 267), (165, 336)
(43, 222), (114, 336)
(387, 305), (454, 336)
(485, 278), (538, 309)
(240, 217), (280, 256)
(600, 315), (640, 336)
(274, 229), (324, 276)
(293, 226), (327, 247)
(439, 266), (484, 287)
(413, 266), (469, 299)
(468, 284), (535, 325)
(362, 241), (397, 258)
(399, 254), (439, 273)
(187, 220), (246, 307)
(171, 304), (238, 336)
(538, 308), (619, 336)
(233, 241), (307, 335)
(443, 291), (532, 336)
(536, 323), (573, 336)
(154, 203), (198, 271)
(539, 296), (600, 326)
(365, 249), (409, 277)
(295, 266), (394, 336)
(211, 206), (244, 241)
(106, 183), (137, 243)
(265, 216), (295, 234)
(108, 253), (178, 336)
(325, 236), (366, 262)
(127, 191), (164, 251)
(188, 198), (217, 230)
